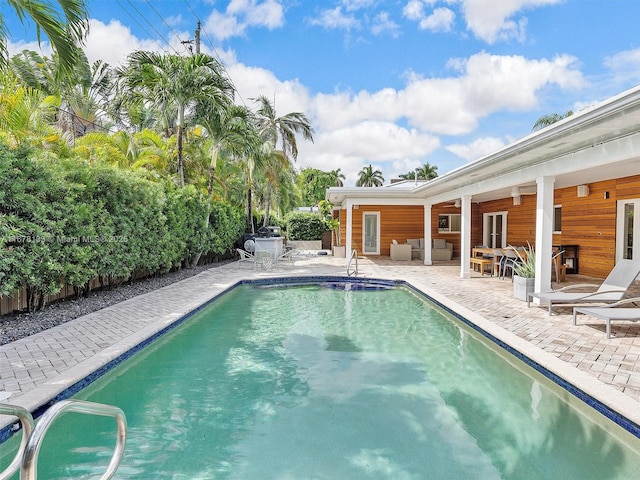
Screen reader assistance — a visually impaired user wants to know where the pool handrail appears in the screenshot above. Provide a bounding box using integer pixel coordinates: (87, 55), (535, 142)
(21, 399), (127, 480)
(0, 403), (34, 480)
(347, 249), (358, 276)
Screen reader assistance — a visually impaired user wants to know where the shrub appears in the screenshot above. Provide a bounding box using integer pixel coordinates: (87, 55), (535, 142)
(285, 211), (326, 240)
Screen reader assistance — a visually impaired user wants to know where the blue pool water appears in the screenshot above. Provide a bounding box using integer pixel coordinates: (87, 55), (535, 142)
(2, 281), (640, 479)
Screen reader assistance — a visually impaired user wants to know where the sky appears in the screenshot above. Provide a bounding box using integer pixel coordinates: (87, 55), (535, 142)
(6, 0), (640, 186)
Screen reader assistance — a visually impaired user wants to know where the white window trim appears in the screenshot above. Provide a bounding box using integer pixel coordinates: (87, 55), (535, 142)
(482, 211), (508, 248)
(438, 213), (461, 233)
(616, 198), (640, 262)
(362, 211), (381, 255)
(553, 204), (562, 234)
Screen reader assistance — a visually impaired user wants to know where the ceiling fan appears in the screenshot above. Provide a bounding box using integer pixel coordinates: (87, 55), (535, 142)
(512, 186), (536, 197)
(441, 199), (461, 208)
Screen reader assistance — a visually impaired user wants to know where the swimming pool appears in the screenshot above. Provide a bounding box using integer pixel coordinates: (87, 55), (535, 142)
(2, 279), (640, 478)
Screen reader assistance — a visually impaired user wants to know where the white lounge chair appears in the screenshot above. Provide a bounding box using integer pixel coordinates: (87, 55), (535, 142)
(236, 248), (255, 266)
(276, 249), (298, 268)
(573, 298), (640, 338)
(527, 258), (640, 315)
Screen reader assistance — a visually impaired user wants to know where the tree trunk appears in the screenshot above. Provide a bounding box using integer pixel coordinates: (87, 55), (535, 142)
(246, 187), (254, 233)
(262, 184), (272, 227)
(177, 124), (185, 188)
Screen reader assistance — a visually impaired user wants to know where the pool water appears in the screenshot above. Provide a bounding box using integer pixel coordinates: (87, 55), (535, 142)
(3, 282), (640, 479)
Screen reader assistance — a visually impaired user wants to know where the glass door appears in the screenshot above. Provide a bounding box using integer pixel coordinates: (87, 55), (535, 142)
(483, 212), (508, 248)
(363, 212), (380, 254)
(617, 199), (640, 260)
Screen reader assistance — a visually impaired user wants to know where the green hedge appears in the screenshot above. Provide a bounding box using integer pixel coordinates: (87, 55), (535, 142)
(0, 144), (244, 310)
(284, 211), (326, 240)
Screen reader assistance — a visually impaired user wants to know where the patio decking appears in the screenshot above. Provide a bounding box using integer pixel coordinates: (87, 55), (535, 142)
(2, 254), (640, 430)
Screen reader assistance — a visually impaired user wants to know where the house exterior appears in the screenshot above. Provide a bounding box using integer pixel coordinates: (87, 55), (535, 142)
(326, 84), (640, 294)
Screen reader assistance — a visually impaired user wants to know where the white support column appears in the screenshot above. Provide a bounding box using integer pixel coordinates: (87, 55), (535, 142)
(423, 204), (433, 265)
(534, 176), (555, 293)
(345, 203), (353, 266)
(460, 195), (472, 279)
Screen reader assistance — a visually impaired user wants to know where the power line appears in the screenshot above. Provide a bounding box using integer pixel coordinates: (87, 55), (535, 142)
(143, 0), (193, 55)
(121, 0), (181, 55)
(114, 0), (171, 55)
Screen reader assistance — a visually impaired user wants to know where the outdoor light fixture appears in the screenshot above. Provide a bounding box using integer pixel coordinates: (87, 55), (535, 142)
(577, 185), (589, 197)
(511, 187), (523, 205)
(454, 199), (461, 208)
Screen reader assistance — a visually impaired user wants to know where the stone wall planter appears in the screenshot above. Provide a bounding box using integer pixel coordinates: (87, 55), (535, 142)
(286, 240), (322, 251)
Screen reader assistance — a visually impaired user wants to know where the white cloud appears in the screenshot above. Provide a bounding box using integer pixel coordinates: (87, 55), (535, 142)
(343, 0), (378, 12)
(603, 48), (640, 85)
(309, 7), (360, 30)
(226, 62), (312, 114)
(7, 39), (52, 58)
(84, 19), (164, 67)
(419, 7), (455, 32)
(371, 12), (400, 36)
(400, 52), (585, 133)
(403, 0), (426, 21)
(446, 136), (507, 162)
(459, 0), (562, 44)
(296, 121), (440, 185)
(204, 0), (284, 41)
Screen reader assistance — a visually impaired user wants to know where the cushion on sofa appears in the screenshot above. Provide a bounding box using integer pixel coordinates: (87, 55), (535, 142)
(433, 238), (447, 249)
(406, 238), (421, 249)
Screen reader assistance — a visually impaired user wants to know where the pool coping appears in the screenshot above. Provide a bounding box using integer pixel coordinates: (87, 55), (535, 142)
(3, 272), (640, 446)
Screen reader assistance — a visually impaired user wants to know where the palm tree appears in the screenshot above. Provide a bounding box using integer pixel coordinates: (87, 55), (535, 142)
(10, 49), (115, 139)
(251, 95), (314, 226)
(532, 110), (573, 131)
(119, 51), (234, 187)
(195, 102), (253, 197)
(329, 168), (346, 187)
(398, 162), (438, 181)
(1, 0), (89, 75)
(356, 164), (384, 187)
(0, 74), (61, 149)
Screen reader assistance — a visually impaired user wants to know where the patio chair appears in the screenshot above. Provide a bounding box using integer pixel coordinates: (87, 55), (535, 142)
(573, 298), (640, 338)
(501, 248), (522, 280)
(551, 250), (565, 285)
(276, 249), (298, 268)
(492, 249), (506, 278)
(236, 248), (255, 267)
(254, 249), (275, 270)
(527, 258), (640, 315)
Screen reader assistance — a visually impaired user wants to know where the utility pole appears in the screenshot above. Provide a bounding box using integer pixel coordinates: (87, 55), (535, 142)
(195, 21), (201, 54)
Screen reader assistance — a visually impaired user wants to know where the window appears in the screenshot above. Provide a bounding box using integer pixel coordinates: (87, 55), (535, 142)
(553, 205), (562, 233)
(439, 214), (461, 233)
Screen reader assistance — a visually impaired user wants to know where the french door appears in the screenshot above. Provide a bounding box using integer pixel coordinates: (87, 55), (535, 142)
(363, 212), (380, 255)
(483, 212), (508, 248)
(617, 199), (640, 261)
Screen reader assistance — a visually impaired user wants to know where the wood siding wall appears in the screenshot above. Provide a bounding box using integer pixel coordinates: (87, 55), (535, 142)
(339, 173), (640, 278)
(473, 175), (640, 278)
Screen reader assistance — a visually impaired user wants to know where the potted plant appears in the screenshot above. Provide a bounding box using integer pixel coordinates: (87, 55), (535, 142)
(512, 243), (536, 301)
(319, 200), (345, 257)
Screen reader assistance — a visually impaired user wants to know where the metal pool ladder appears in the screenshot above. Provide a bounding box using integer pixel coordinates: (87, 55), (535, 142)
(0, 400), (127, 480)
(347, 249), (358, 276)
